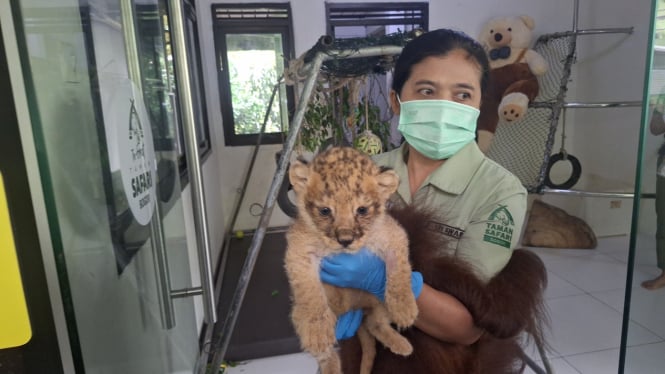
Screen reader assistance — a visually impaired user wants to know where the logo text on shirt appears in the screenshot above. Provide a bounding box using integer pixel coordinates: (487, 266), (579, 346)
(426, 220), (464, 240)
(483, 205), (514, 248)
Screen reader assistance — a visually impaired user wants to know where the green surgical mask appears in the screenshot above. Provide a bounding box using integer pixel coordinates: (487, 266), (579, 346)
(397, 98), (479, 160)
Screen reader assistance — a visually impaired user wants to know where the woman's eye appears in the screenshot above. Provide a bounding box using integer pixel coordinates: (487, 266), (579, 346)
(455, 92), (472, 101)
(356, 207), (369, 216)
(319, 207), (332, 216)
(417, 88), (434, 96)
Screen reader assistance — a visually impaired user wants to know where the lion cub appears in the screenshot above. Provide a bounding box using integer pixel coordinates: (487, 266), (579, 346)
(284, 147), (418, 374)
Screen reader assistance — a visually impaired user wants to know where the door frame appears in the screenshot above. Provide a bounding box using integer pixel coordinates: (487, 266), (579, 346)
(1, 1), (76, 372)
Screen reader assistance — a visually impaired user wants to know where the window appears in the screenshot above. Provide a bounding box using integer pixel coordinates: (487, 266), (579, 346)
(325, 2), (428, 38)
(212, 4), (296, 146)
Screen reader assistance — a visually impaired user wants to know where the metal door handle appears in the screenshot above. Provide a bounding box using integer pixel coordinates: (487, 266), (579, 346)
(167, 0), (217, 324)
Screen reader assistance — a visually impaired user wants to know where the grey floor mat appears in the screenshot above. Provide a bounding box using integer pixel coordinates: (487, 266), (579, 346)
(219, 231), (301, 361)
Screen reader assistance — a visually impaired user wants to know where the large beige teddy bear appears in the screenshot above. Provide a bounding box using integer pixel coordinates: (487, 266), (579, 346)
(476, 15), (549, 153)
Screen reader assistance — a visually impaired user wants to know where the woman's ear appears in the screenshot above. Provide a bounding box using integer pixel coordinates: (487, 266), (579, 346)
(389, 90), (401, 115)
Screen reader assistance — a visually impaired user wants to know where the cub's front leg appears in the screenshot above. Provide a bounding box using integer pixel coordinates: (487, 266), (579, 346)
(285, 243), (337, 357)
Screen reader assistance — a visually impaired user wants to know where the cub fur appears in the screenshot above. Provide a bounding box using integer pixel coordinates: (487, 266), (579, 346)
(284, 146), (418, 374)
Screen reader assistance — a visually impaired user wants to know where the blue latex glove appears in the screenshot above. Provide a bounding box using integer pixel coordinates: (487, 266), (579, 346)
(335, 309), (363, 340)
(320, 247), (424, 301)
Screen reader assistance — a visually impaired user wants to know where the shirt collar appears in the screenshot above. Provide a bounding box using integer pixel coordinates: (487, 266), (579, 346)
(428, 141), (484, 195)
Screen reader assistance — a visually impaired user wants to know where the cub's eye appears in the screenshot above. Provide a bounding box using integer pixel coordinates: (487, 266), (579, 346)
(356, 206), (369, 216)
(319, 207), (332, 216)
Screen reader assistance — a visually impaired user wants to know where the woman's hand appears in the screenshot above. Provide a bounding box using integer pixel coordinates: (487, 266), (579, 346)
(320, 247), (424, 301)
(335, 309), (364, 340)
(321, 247), (424, 339)
(320, 247), (388, 300)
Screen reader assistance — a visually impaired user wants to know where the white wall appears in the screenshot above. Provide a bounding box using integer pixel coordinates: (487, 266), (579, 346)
(196, 0), (653, 237)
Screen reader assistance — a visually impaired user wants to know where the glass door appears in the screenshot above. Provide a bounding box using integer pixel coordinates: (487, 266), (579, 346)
(12, 0), (202, 372)
(621, 0), (665, 372)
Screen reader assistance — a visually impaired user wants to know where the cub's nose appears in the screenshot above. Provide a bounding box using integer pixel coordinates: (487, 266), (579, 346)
(336, 229), (355, 247)
(494, 33), (503, 42)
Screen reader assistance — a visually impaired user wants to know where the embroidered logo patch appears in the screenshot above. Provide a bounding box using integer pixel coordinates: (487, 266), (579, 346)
(483, 205), (515, 248)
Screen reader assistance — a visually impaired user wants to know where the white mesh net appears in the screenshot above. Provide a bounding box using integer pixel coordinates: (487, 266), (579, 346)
(487, 33), (577, 192)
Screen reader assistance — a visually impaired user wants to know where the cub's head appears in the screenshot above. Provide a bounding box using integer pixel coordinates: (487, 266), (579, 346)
(288, 147), (399, 250)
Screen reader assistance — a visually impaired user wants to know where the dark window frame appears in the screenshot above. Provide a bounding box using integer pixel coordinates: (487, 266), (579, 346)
(325, 2), (429, 37)
(212, 3), (296, 146)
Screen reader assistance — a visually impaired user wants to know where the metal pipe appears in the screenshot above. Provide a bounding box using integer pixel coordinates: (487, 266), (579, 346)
(542, 188), (634, 198)
(573, 0), (579, 33)
(543, 189), (656, 199)
(576, 27), (634, 36)
(538, 27), (635, 43)
(167, 0), (217, 324)
(171, 287), (204, 298)
(207, 51), (327, 373)
(149, 204), (176, 329)
(120, 0), (142, 92)
(563, 101), (642, 108)
(532, 101), (643, 109)
(320, 45), (403, 60)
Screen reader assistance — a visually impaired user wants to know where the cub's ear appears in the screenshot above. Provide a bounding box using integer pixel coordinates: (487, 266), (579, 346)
(288, 158), (310, 194)
(375, 168), (399, 199)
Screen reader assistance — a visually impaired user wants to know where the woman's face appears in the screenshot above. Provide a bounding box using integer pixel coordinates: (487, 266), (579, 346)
(391, 49), (483, 114)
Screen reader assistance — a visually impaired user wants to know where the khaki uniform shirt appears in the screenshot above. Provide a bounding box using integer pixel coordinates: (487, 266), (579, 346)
(373, 142), (527, 281)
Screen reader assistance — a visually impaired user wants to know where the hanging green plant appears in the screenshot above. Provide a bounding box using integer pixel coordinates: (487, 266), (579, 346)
(300, 89), (334, 152)
(299, 76), (393, 153)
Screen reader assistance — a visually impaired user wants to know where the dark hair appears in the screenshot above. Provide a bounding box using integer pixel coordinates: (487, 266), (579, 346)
(391, 28), (490, 96)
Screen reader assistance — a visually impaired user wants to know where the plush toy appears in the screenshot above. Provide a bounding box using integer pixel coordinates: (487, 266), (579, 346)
(476, 15), (548, 153)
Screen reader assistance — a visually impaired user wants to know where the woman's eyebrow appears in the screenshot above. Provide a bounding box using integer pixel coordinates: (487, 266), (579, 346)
(413, 79), (437, 86)
(413, 80), (477, 91)
(456, 83), (477, 91)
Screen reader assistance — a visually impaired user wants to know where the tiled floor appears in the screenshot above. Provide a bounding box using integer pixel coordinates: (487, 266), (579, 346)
(226, 234), (665, 373)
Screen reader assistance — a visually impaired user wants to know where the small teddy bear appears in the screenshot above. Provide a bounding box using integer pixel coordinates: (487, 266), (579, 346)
(476, 15), (549, 153)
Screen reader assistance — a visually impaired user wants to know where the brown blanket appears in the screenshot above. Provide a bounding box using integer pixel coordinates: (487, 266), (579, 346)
(339, 205), (549, 373)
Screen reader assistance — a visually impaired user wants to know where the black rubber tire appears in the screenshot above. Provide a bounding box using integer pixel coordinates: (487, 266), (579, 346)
(544, 152), (582, 190)
(275, 151), (298, 218)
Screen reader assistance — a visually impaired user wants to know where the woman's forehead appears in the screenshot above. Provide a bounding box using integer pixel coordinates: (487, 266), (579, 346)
(408, 52), (482, 88)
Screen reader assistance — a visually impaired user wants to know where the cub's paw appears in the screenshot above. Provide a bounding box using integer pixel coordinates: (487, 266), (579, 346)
(387, 335), (414, 356)
(386, 297), (418, 329)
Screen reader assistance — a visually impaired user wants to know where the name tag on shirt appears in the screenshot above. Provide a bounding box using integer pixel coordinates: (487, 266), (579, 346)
(426, 220), (464, 240)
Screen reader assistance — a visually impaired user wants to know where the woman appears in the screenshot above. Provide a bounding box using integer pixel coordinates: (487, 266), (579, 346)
(320, 28), (529, 351)
(642, 94), (665, 290)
